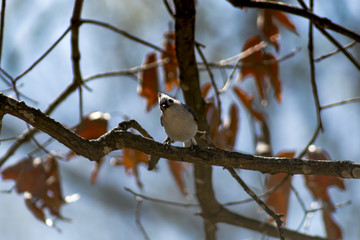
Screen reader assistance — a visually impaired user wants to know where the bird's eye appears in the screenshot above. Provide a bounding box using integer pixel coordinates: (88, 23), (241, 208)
(168, 99), (174, 103)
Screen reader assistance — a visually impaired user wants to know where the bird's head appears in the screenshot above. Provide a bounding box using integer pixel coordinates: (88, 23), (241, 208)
(158, 93), (176, 112)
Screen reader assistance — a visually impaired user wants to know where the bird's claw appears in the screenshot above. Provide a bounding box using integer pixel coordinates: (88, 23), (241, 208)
(163, 137), (173, 149)
(190, 143), (199, 151)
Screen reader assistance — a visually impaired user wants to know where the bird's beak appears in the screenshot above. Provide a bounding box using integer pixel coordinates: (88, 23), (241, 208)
(160, 102), (166, 112)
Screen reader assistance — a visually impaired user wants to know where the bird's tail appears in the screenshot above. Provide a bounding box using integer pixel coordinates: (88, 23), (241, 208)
(183, 138), (197, 148)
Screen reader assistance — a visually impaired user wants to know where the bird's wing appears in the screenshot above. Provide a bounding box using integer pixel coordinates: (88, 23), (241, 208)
(182, 103), (198, 122)
(160, 114), (164, 126)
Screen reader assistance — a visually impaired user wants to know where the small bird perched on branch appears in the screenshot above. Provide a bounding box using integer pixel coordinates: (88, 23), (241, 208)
(158, 93), (198, 148)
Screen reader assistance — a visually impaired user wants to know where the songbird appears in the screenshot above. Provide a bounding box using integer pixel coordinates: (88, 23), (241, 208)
(158, 93), (198, 147)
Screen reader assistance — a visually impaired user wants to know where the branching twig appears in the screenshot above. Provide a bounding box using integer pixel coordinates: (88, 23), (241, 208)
(13, 26), (71, 82)
(321, 96), (360, 109)
(223, 175), (290, 206)
(227, 0), (360, 43)
(163, 0), (175, 18)
(297, 0), (323, 159)
(118, 119), (153, 139)
(317, 28), (360, 70)
(83, 59), (168, 83)
(81, 19), (169, 56)
(226, 167), (284, 240)
(308, 0), (323, 131)
(0, 0), (89, 167)
(198, 47), (300, 71)
(218, 39), (267, 93)
(315, 41), (357, 62)
(135, 197), (151, 240)
(83, 48), (298, 84)
(70, 0), (85, 121)
(195, 43), (222, 123)
(125, 187), (198, 208)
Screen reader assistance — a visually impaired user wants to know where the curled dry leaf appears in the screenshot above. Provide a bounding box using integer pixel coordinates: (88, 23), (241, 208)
(111, 148), (149, 189)
(207, 104), (221, 140)
(233, 86), (263, 121)
(304, 145), (345, 239)
(207, 104), (239, 150)
(323, 207), (343, 240)
(73, 111), (110, 139)
(304, 145), (346, 211)
(265, 151), (295, 223)
(68, 111), (110, 184)
(2, 156), (74, 226)
(240, 36), (282, 103)
(257, 9), (297, 51)
(162, 31), (179, 91)
(168, 161), (189, 196)
(201, 82), (212, 99)
(138, 52), (159, 111)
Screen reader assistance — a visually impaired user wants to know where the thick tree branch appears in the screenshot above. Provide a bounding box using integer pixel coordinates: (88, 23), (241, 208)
(2, 92), (360, 179)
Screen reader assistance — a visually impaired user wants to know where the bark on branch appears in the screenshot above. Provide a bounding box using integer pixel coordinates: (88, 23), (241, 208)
(1, 92), (360, 179)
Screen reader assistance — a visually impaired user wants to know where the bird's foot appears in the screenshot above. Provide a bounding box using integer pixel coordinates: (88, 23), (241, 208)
(163, 137), (173, 149)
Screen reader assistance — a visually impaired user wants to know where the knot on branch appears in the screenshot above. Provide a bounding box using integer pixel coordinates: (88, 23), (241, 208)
(118, 120), (153, 139)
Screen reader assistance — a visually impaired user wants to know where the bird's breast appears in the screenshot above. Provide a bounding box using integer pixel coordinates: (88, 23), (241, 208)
(162, 107), (198, 142)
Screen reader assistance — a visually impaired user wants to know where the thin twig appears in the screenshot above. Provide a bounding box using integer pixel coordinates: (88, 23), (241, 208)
(0, 78), (83, 166)
(0, 184), (15, 194)
(125, 187), (198, 208)
(135, 197), (151, 240)
(315, 41), (356, 62)
(297, 0), (323, 159)
(297, 201), (318, 232)
(0, 2), (86, 167)
(308, 200), (351, 214)
(13, 26), (71, 82)
(118, 119), (153, 139)
(28, 126), (52, 156)
(226, 167), (284, 240)
(297, 125), (322, 158)
(290, 183), (307, 212)
(228, 0), (360, 43)
(308, 0), (323, 131)
(70, 0), (84, 121)
(321, 96), (360, 109)
(28, 137), (54, 156)
(223, 175), (290, 206)
(297, 0), (360, 70)
(195, 43), (222, 123)
(0, 67), (13, 85)
(198, 47), (300, 71)
(83, 59), (168, 83)
(162, 0), (175, 18)
(219, 40), (267, 66)
(317, 28), (360, 71)
(81, 19), (169, 56)
(83, 48), (298, 84)
(218, 40), (267, 93)
(296, 0), (307, 9)
(0, 0), (6, 66)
